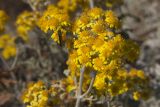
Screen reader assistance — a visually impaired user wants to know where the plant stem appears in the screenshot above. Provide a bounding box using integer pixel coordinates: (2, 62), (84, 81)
(75, 96), (82, 107)
(79, 66), (85, 95)
(82, 75), (96, 97)
(89, 0), (94, 8)
(107, 101), (110, 107)
(11, 48), (19, 70)
(75, 66), (85, 107)
(75, 70), (96, 107)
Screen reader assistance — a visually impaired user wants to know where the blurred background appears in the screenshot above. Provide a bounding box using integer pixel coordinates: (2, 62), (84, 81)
(0, 0), (160, 107)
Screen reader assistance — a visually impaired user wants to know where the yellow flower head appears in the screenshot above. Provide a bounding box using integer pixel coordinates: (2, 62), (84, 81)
(22, 81), (49, 107)
(0, 34), (16, 59)
(0, 10), (8, 32)
(57, 0), (89, 12)
(133, 91), (141, 101)
(68, 8), (139, 75)
(94, 73), (107, 92)
(38, 5), (71, 44)
(16, 11), (40, 42)
(105, 10), (121, 28)
(58, 0), (78, 12)
(88, 7), (103, 19)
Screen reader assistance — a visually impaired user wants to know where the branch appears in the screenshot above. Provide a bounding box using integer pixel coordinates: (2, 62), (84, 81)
(75, 70), (96, 107)
(89, 0), (94, 8)
(75, 66), (85, 107)
(11, 48), (19, 70)
(78, 66), (85, 96)
(23, 0), (37, 11)
(81, 73), (96, 97)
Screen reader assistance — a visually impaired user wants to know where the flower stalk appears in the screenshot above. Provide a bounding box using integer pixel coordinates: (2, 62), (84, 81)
(89, 0), (94, 8)
(75, 67), (96, 107)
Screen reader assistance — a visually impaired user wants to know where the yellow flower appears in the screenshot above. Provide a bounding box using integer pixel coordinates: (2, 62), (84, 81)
(0, 34), (10, 48)
(92, 20), (105, 34)
(58, 0), (89, 12)
(78, 54), (91, 66)
(2, 46), (16, 59)
(117, 69), (127, 78)
(0, 10), (8, 32)
(92, 58), (106, 72)
(16, 26), (30, 42)
(66, 76), (76, 92)
(67, 51), (80, 75)
(0, 34), (16, 59)
(88, 7), (103, 19)
(105, 10), (120, 28)
(137, 70), (146, 79)
(133, 91), (141, 101)
(16, 11), (40, 42)
(92, 37), (105, 52)
(129, 68), (146, 80)
(109, 82), (128, 96)
(58, 0), (77, 12)
(38, 5), (70, 44)
(22, 81), (50, 107)
(94, 73), (107, 92)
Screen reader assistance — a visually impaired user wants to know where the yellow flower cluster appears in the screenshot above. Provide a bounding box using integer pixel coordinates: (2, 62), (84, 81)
(57, 0), (124, 12)
(58, 0), (78, 12)
(0, 10), (8, 32)
(94, 68), (150, 100)
(57, 0), (88, 12)
(16, 11), (40, 42)
(22, 69), (150, 106)
(22, 78), (77, 107)
(66, 7), (150, 100)
(68, 8), (139, 74)
(73, 8), (120, 34)
(129, 69), (151, 100)
(0, 34), (16, 59)
(38, 5), (70, 44)
(133, 91), (150, 101)
(22, 6), (150, 106)
(22, 81), (50, 107)
(105, 10), (121, 28)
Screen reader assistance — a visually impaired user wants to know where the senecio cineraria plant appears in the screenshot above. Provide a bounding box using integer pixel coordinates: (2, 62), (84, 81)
(0, 0), (151, 107)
